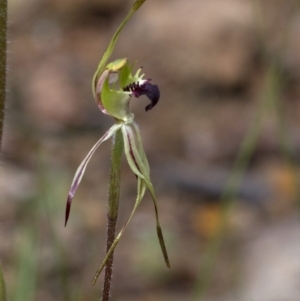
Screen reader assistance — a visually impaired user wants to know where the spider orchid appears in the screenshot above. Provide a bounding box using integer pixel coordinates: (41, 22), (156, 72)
(65, 58), (170, 283)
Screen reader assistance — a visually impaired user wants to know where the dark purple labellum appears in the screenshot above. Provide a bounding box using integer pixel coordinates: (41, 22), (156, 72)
(123, 81), (160, 111)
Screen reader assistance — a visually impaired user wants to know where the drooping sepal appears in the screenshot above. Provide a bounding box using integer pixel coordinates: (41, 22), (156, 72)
(65, 124), (122, 226)
(91, 122), (170, 285)
(122, 123), (170, 268)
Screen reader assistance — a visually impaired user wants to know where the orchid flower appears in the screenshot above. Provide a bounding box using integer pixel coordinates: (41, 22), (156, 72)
(65, 58), (170, 283)
(64, 0), (169, 287)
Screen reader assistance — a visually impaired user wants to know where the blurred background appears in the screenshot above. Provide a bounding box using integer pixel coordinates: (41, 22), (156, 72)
(2, 0), (300, 300)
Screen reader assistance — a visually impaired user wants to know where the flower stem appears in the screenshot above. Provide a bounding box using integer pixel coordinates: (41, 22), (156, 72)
(102, 129), (123, 301)
(0, 0), (7, 148)
(0, 1), (7, 300)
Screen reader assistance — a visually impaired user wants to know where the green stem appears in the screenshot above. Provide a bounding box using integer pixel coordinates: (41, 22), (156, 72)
(102, 129), (123, 301)
(0, 1), (7, 300)
(0, 0), (7, 148)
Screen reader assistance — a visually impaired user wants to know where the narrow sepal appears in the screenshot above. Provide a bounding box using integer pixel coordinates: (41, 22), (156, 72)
(131, 122), (150, 172)
(157, 226), (170, 268)
(122, 123), (170, 268)
(65, 124), (122, 226)
(121, 124), (145, 179)
(92, 177), (146, 285)
(133, 0), (147, 11)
